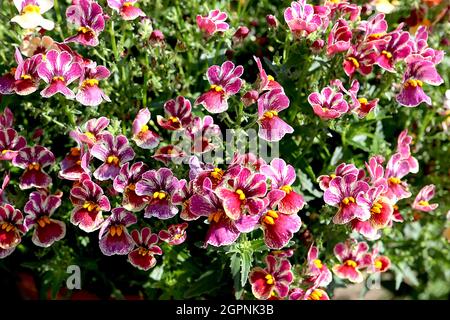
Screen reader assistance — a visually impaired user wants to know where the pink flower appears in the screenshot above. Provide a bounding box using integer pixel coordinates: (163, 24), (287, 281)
(317, 162), (361, 191)
(266, 15), (278, 28)
(260, 158), (305, 215)
(375, 31), (412, 72)
(289, 287), (330, 300)
(128, 227), (162, 271)
(76, 63), (111, 106)
(241, 90), (259, 107)
(411, 26), (444, 65)
(257, 89), (293, 142)
(284, 0), (322, 38)
(188, 156), (225, 192)
(152, 145), (186, 165)
(132, 108), (160, 149)
(135, 168), (181, 219)
(0, 69), (16, 95)
(58, 146), (91, 181)
(158, 223), (188, 245)
(0, 108), (14, 129)
(24, 191), (66, 247)
(384, 153), (412, 201)
(304, 245), (332, 288)
(396, 129), (419, 174)
(412, 184), (438, 212)
(65, 0), (106, 47)
(157, 96), (193, 131)
(12, 145), (55, 190)
(14, 48), (43, 96)
(0, 128), (27, 161)
(233, 26), (250, 43)
(328, 1), (360, 22)
(0, 204), (27, 259)
(364, 247), (391, 274)
(359, 13), (388, 41)
(323, 174), (370, 224)
(172, 180), (196, 221)
(254, 56), (283, 93)
(37, 49), (83, 99)
(195, 61), (243, 113)
(70, 174), (111, 232)
(98, 207), (137, 256)
(327, 19), (352, 57)
(111, 162), (146, 212)
(70, 116), (110, 147)
(186, 116), (221, 154)
(308, 86), (349, 120)
(196, 9), (229, 37)
(249, 255), (294, 300)
(332, 239), (370, 283)
(343, 45), (377, 78)
(107, 0), (145, 21)
(396, 55), (443, 107)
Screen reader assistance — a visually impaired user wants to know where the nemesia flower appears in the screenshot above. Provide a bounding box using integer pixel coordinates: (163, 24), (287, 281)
(343, 45), (377, 77)
(260, 158), (305, 215)
(70, 116), (109, 147)
(70, 173), (111, 232)
(241, 90), (259, 107)
(196, 9), (229, 37)
(135, 168), (181, 219)
(0, 69), (16, 95)
(365, 155), (387, 189)
(328, 1), (361, 22)
(396, 129), (419, 173)
(364, 247), (391, 274)
(289, 287), (330, 300)
(152, 145), (186, 165)
(375, 31), (412, 72)
(249, 254), (294, 300)
(332, 239), (370, 283)
(14, 48), (43, 96)
(11, 0), (55, 30)
(91, 132), (135, 181)
(0, 128), (27, 161)
(411, 26), (444, 64)
(216, 166), (267, 220)
(12, 145), (55, 190)
(172, 180), (196, 221)
(233, 26), (250, 43)
(359, 13), (388, 41)
(396, 55), (444, 107)
(186, 116), (221, 154)
(303, 245), (333, 287)
(132, 108), (160, 149)
(257, 88), (293, 142)
(159, 223), (188, 245)
(98, 207), (137, 256)
(107, 0), (145, 21)
(0, 174), (10, 204)
(24, 191), (66, 247)
(0, 204), (27, 259)
(327, 19), (352, 57)
(113, 162), (148, 212)
(128, 227), (162, 271)
(58, 146), (91, 181)
(195, 61), (243, 114)
(311, 39), (325, 54)
(384, 153), (412, 201)
(188, 156), (225, 192)
(254, 56), (283, 93)
(157, 96), (193, 130)
(308, 86), (349, 120)
(0, 108), (14, 129)
(317, 162), (361, 191)
(20, 35), (55, 57)
(76, 63), (111, 106)
(324, 174), (370, 224)
(412, 184), (438, 212)
(266, 14), (278, 28)
(149, 30), (165, 45)
(228, 152), (267, 172)
(37, 49), (83, 99)
(284, 0), (322, 37)
(65, 0), (106, 47)
(372, 0), (396, 14)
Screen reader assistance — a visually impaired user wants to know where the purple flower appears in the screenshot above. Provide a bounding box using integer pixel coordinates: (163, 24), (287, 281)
(128, 227), (162, 271)
(284, 0), (322, 38)
(113, 161), (148, 212)
(249, 255), (294, 300)
(98, 207), (137, 256)
(91, 132), (135, 181)
(254, 56), (283, 93)
(135, 168), (180, 219)
(188, 156), (225, 192)
(172, 179), (196, 221)
(0, 128), (27, 161)
(0, 204), (27, 259)
(24, 191), (66, 247)
(260, 158), (305, 215)
(257, 89), (294, 142)
(132, 108), (160, 149)
(11, 0), (55, 30)
(58, 146), (91, 181)
(308, 86), (349, 120)
(324, 174), (370, 224)
(327, 19), (352, 57)
(196, 9), (229, 37)
(70, 173), (111, 232)
(12, 145), (55, 190)
(37, 49), (83, 99)
(412, 184), (438, 212)
(0, 69), (16, 95)
(65, 0), (106, 47)
(158, 223), (188, 245)
(332, 239), (370, 283)
(375, 31), (412, 72)
(14, 48), (43, 96)
(76, 64), (111, 106)
(195, 61), (243, 113)
(70, 116), (110, 147)
(157, 96), (193, 131)
(396, 55), (443, 107)
(107, 0), (145, 20)
(0, 107), (14, 129)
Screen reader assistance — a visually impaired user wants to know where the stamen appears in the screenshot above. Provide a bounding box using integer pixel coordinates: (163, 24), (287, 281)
(280, 185), (292, 194)
(347, 57), (360, 69)
(235, 189), (246, 200)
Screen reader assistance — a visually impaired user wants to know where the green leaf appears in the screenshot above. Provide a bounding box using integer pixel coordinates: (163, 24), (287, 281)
(241, 251), (253, 288)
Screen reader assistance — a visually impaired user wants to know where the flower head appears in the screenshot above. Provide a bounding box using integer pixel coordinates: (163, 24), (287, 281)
(318, 162), (361, 191)
(308, 86), (349, 120)
(157, 96), (193, 131)
(0, 204), (26, 258)
(132, 108), (160, 149)
(0, 128), (27, 161)
(196, 9), (229, 37)
(375, 31), (412, 72)
(327, 19), (352, 56)
(76, 63), (111, 106)
(304, 245), (333, 288)
(396, 129), (419, 174)
(58, 146), (91, 181)
(20, 35), (55, 57)
(343, 45), (377, 78)
(159, 222), (188, 245)
(11, 0), (55, 30)
(284, 0), (322, 37)
(254, 56), (283, 93)
(14, 48), (43, 96)
(128, 227), (162, 271)
(70, 116), (110, 147)
(113, 161), (148, 211)
(412, 184), (438, 212)
(186, 116), (221, 154)
(107, 0), (145, 20)
(384, 153), (412, 201)
(0, 108), (14, 129)
(332, 239), (370, 283)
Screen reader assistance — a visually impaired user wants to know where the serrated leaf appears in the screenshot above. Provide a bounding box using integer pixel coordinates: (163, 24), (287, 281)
(241, 251), (253, 287)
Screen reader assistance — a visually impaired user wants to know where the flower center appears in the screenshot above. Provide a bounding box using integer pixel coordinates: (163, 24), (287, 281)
(265, 274), (275, 285)
(153, 191), (167, 200)
(342, 196), (355, 205)
(78, 26), (93, 34)
(85, 131), (96, 142)
(267, 75), (275, 82)
(307, 289), (324, 300)
(21, 74), (32, 80)
(368, 32), (385, 40)
(262, 210), (279, 225)
(168, 116), (179, 123)
(374, 259), (383, 270)
(280, 185), (292, 194)
(0, 222), (15, 233)
(347, 57), (360, 68)
(345, 259), (357, 268)
(330, 173), (336, 179)
(418, 200), (429, 206)
(82, 201), (100, 212)
(210, 84), (224, 93)
(404, 79), (423, 88)
(37, 216), (51, 228)
(22, 4), (40, 14)
(358, 97), (368, 105)
(52, 76), (65, 82)
(138, 246), (149, 256)
(106, 155), (120, 166)
(388, 177), (401, 184)
(139, 124), (149, 137)
(208, 211), (223, 223)
(70, 147), (81, 157)
(370, 201), (383, 214)
(313, 259), (323, 269)
(109, 225), (124, 237)
(263, 110), (278, 119)
(1, 149), (11, 154)
(235, 189), (246, 201)
(381, 50), (393, 59)
(27, 162), (41, 171)
(210, 167), (224, 180)
(123, 2), (133, 7)
(82, 79), (99, 87)
(127, 183), (136, 191)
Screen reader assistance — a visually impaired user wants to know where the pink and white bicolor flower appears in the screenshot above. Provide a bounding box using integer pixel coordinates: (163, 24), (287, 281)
(196, 9), (229, 37)
(254, 56), (283, 93)
(412, 184), (438, 212)
(107, 0), (145, 21)
(304, 245), (333, 288)
(284, 0), (322, 38)
(14, 48), (43, 96)
(128, 227), (162, 271)
(0, 128), (27, 161)
(113, 161), (148, 212)
(76, 63), (111, 107)
(158, 223), (189, 246)
(384, 153), (412, 201)
(332, 239), (370, 283)
(0, 204), (27, 259)
(308, 86), (349, 120)
(157, 96), (193, 131)
(317, 162), (362, 191)
(132, 108), (160, 149)
(11, 0), (55, 30)
(70, 116), (110, 148)
(327, 19), (352, 57)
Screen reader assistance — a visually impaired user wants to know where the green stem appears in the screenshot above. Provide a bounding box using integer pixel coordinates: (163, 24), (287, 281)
(109, 20), (119, 61)
(53, 0), (64, 40)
